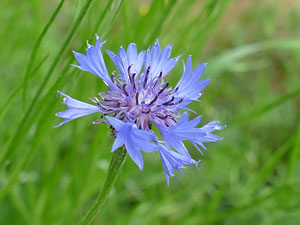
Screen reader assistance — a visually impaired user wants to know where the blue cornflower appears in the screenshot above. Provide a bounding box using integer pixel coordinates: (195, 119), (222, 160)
(55, 34), (225, 184)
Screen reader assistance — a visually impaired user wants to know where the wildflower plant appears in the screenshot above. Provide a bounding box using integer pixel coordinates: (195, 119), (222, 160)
(55, 34), (225, 224)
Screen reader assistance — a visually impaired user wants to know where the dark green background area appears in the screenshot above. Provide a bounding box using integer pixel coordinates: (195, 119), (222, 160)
(0, 0), (299, 224)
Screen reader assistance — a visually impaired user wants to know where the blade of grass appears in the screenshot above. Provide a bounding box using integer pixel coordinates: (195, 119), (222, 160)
(2, 0), (125, 165)
(171, 0), (232, 54)
(10, 187), (32, 225)
(287, 120), (300, 179)
(93, 0), (125, 37)
(22, 0), (65, 107)
(135, 0), (164, 45)
(0, 55), (72, 170)
(0, 0), (95, 168)
(0, 69), (76, 200)
(245, 137), (294, 195)
(188, 0), (233, 52)
(146, 0), (177, 44)
(202, 179), (228, 223)
(0, 55), (48, 126)
(229, 86), (300, 125)
(0, 0), (125, 199)
(1, 0), (124, 161)
(206, 184), (297, 224)
(207, 39), (300, 77)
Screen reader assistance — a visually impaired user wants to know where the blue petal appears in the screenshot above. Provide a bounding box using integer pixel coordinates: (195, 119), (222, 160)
(124, 127), (144, 170)
(55, 90), (101, 127)
(57, 90), (99, 110)
(106, 44), (146, 80)
(158, 144), (198, 185)
(105, 118), (160, 169)
(134, 140), (158, 153)
(176, 112), (190, 126)
(201, 121), (227, 132)
(127, 43), (137, 63)
(132, 128), (158, 141)
(54, 118), (74, 128)
(72, 34), (114, 88)
(157, 112), (225, 155)
(56, 108), (98, 119)
(144, 40), (180, 79)
(105, 116), (125, 131)
(135, 50), (146, 75)
(160, 131), (192, 158)
(111, 124), (129, 151)
(106, 50), (126, 77)
(175, 55), (210, 106)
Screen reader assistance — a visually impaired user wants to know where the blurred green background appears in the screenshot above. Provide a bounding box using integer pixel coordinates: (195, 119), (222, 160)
(0, 0), (300, 224)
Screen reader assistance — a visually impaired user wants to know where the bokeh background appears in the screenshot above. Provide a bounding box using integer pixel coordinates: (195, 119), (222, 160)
(1, 0), (300, 224)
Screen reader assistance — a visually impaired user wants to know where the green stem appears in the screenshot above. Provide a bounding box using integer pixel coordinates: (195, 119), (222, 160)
(78, 147), (127, 225)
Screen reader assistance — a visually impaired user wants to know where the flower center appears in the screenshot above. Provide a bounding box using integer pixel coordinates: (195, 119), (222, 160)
(93, 64), (184, 130)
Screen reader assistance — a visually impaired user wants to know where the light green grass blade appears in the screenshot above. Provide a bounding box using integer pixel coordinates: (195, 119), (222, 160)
(94, 0), (125, 37)
(0, 0), (95, 169)
(0, 69), (75, 200)
(229, 86), (300, 125)
(287, 120), (300, 179)
(206, 184), (298, 224)
(22, 0), (65, 107)
(0, 0), (125, 200)
(245, 138), (293, 195)
(145, 0), (177, 44)
(10, 187), (32, 225)
(0, 55), (48, 127)
(208, 39), (300, 77)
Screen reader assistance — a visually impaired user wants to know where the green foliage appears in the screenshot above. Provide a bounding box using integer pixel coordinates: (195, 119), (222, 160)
(0, 0), (299, 224)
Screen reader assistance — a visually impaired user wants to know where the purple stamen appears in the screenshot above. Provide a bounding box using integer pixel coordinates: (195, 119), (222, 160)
(156, 114), (168, 120)
(128, 64), (133, 76)
(111, 75), (115, 82)
(122, 84), (128, 96)
(175, 97), (184, 104)
(131, 73), (136, 91)
(158, 82), (169, 95)
(142, 108), (151, 114)
(153, 71), (163, 88)
(143, 64), (151, 88)
(89, 97), (98, 104)
(147, 95), (158, 106)
(135, 92), (139, 105)
(162, 96), (175, 106)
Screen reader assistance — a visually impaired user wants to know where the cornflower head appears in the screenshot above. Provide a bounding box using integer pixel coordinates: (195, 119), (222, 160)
(55, 34), (225, 185)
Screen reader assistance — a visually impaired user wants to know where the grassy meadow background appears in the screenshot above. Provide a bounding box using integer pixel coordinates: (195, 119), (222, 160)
(1, 0), (300, 224)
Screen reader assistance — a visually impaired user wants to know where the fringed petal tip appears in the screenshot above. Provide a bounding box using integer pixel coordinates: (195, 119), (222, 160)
(53, 121), (66, 128)
(194, 159), (201, 170)
(164, 157), (200, 185)
(158, 145), (198, 185)
(219, 124), (227, 130)
(56, 90), (65, 98)
(175, 55), (181, 61)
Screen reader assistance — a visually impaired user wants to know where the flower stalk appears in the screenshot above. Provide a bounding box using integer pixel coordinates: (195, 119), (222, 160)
(78, 147), (127, 225)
